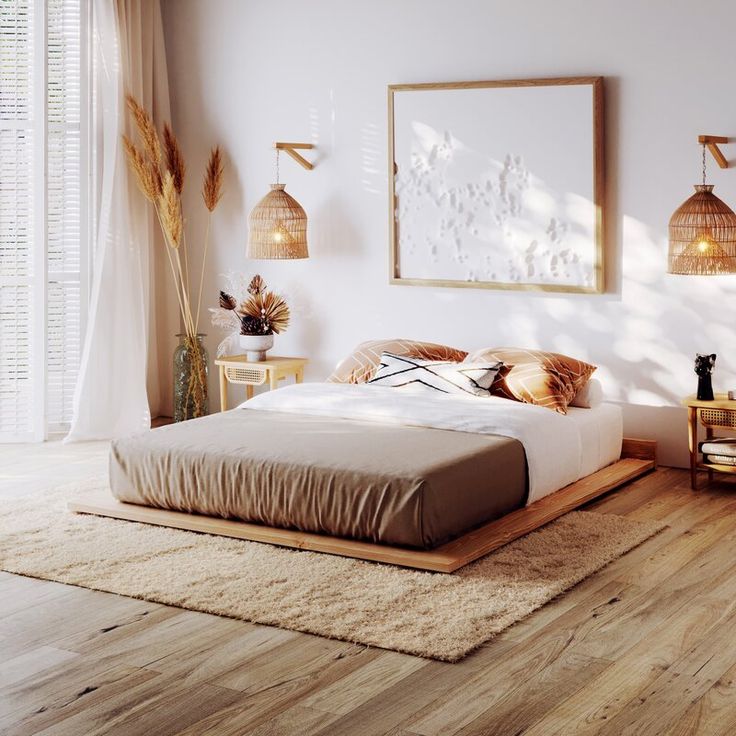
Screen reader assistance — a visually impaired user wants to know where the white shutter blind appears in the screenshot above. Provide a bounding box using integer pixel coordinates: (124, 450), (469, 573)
(47, 0), (83, 435)
(0, 0), (87, 441)
(0, 0), (35, 441)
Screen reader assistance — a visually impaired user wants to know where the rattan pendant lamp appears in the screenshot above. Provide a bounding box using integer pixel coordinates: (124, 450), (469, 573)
(668, 135), (736, 275)
(247, 142), (315, 260)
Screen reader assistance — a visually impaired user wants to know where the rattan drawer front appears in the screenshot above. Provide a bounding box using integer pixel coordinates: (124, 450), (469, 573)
(699, 408), (736, 429)
(225, 365), (267, 385)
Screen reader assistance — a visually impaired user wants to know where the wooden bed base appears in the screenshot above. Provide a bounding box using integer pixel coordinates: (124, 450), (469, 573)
(68, 438), (656, 573)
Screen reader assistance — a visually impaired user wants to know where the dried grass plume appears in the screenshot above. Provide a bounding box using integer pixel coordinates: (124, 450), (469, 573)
(159, 172), (183, 248)
(122, 135), (159, 202)
(163, 122), (186, 194)
(202, 146), (224, 212)
(125, 94), (162, 168)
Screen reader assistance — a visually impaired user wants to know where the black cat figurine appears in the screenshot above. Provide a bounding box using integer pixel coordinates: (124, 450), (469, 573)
(694, 353), (716, 401)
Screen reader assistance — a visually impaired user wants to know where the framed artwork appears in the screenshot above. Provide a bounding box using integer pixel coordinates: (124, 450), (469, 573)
(388, 77), (605, 293)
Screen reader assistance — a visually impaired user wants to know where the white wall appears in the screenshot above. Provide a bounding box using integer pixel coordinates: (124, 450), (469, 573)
(161, 0), (736, 468)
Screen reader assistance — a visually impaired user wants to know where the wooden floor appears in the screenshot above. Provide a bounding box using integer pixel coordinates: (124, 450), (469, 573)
(2, 443), (736, 735)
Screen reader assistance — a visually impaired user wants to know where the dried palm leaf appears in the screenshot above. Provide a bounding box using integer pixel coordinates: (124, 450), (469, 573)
(219, 291), (237, 310)
(260, 291), (290, 334)
(239, 294), (260, 321)
(248, 274), (266, 295)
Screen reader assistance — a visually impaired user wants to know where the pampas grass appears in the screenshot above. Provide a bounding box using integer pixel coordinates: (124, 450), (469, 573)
(163, 122), (186, 195)
(123, 94), (225, 419)
(159, 172), (183, 248)
(202, 147), (223, 212)
(122, 136), (159, 202)
(126, 95), (162, 169)
(194, 146), (224, 328)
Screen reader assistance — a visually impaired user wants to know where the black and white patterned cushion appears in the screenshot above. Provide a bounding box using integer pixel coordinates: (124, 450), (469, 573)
(367, 352), (503, 397)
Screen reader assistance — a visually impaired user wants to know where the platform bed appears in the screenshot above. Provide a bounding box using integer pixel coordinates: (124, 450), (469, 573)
(69, 438), (656, 573)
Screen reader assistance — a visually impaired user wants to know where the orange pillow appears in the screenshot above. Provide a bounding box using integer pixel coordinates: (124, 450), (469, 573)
(465, 347), (596, 414)
(328, 339), (468, 384)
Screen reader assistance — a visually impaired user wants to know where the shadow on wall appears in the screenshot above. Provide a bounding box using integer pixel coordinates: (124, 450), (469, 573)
(452, 213), (736, 469)
(310, 194), (365, 260)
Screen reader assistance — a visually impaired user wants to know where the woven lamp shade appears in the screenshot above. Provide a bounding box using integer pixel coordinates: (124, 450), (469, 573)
(247, 183), (309, 259)
(668, 184), (736, 274)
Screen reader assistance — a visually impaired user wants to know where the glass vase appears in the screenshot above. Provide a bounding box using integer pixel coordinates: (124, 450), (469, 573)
(173, 333), (209, 422)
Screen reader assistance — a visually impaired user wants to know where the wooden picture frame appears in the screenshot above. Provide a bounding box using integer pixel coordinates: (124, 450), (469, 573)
(388, 76), (605, 293)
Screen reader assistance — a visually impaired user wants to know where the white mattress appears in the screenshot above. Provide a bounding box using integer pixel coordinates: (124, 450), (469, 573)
(566, 402), (623, 477)
(244, 383), (620, 504)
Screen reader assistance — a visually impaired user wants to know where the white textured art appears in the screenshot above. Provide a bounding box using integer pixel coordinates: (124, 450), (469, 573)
(392, 83), (600, 290)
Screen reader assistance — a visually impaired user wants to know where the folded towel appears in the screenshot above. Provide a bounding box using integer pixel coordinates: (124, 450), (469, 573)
(700, 438), (736, 457)
(703, 453), (736, 466)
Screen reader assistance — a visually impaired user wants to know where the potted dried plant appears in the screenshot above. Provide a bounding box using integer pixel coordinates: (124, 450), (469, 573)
(218, 275), (290, 361)
(123, 96), (224, 421)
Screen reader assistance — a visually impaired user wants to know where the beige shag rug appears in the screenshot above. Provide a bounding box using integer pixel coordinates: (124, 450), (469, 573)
(0, 478), (664, 661)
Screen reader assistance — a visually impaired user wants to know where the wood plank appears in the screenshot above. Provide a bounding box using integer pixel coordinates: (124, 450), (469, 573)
(233, 705), (341, 736)
(594, 606), (736, 736)
(0, 646), (78, 689)
(665, 658), (736, 735)
(67, 452), (654, 573)
(303, 651), (426, 716)
(174, 643), (385, 736)
(28, 677), (242, 736)
(621, 437), (658, 464)
(453, 653), (611, 736)
(523, 565), (736, 736)
(0, 665), (159, 736)
(308, 660), (481, 736)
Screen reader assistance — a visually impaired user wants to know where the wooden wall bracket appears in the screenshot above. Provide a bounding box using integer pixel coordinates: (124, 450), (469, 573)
(274, 142), (315, 170)
(698, 135), (730, 169)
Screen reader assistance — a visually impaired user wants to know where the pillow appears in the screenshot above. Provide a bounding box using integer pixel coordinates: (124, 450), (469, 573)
(368, 352), (504, 397)
(465, 347), (596, 414)
(327, 339), (468, 384)
(570, 378), (603, 408)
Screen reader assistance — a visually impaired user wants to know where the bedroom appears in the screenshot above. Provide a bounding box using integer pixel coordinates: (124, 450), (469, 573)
(1, 0), (736, 733)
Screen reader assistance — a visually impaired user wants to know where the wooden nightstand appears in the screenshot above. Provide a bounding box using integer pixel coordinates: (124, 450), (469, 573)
(215, 355), (307, 411)
(683, 394), (736, 489)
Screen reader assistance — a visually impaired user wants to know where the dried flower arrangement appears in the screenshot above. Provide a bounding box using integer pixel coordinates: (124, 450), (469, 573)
(123, 95), (224, 419)
(210, 274), (290, 358)
(220, 275), (290, 336)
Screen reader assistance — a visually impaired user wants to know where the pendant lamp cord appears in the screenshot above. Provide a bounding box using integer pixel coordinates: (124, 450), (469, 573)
(702, 143), (707, 186)
(275, 148), (280, 185)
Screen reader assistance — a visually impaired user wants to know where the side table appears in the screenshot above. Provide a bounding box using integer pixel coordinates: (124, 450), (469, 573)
(682, 393), (736, 490)
(215, 355), (308, 411)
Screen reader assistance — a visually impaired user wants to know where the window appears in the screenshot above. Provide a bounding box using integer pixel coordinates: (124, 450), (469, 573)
(0, 0), (88, 441)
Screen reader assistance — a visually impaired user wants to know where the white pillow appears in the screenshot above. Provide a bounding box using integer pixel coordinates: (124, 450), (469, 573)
(368, 352), (504, 398)
(570, 378), (603, 408)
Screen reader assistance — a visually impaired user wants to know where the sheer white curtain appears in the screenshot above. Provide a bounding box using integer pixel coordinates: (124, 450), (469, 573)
(67, 0), (177, 441)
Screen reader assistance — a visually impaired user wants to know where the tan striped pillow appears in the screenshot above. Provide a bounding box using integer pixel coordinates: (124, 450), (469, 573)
(328, 339), (468, 384)
(465, 347), (596, 414)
